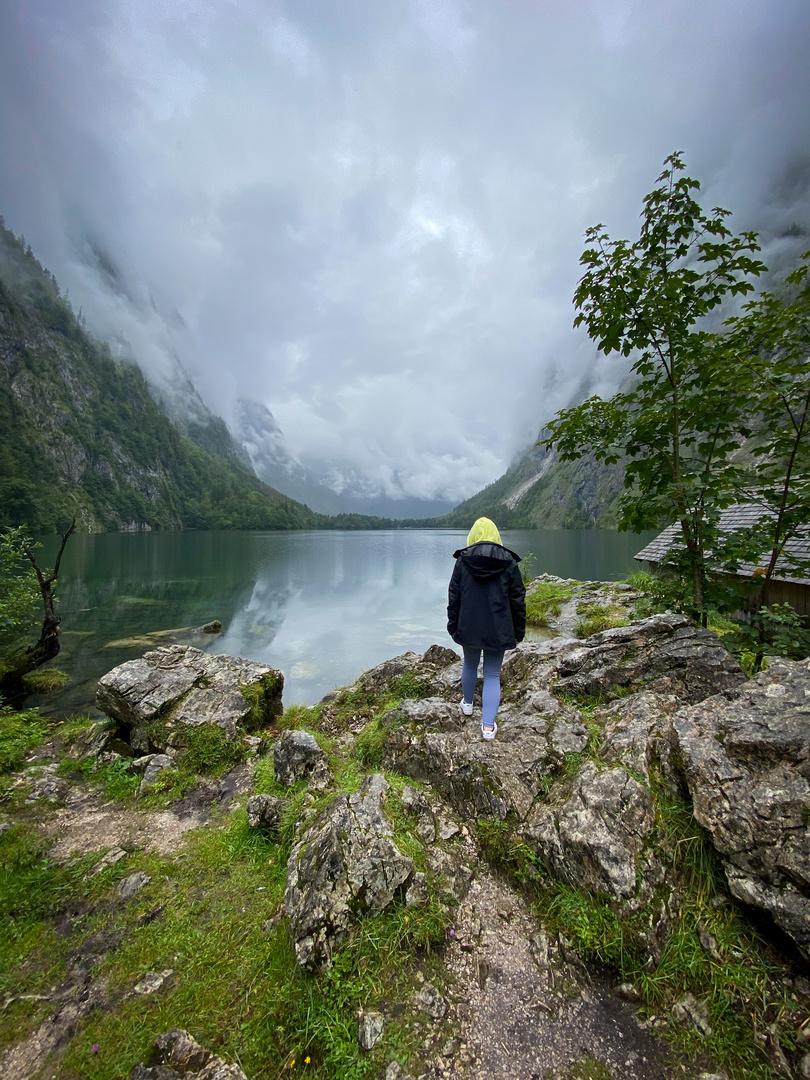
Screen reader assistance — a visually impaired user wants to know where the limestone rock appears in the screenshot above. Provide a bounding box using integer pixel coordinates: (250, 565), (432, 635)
(413, 982), (447, 1020)
(672, 992), (712, 1037)
(130, 1028), (248, 1079)
(523, 762), (656, 901)
(68, 719), (118, 759)
(117, 872), (151, 901)
(96, 645), (282, 754)
(554, 613), (746, 703)
(426, 848), (474, 900)
(19, 764), (70, 805)
(405, 872), (429, 907)
(385, 1063), (413, 1080)
(246, 793), (288, 832)
(595, 689), (684, 791)
(358, 1011), (385, 1050)
(382, 697), (588, 822)
(273, 729), (332, 789)
(285, 774), (414, 970)
(401, 785), (437, 843)
(137, 754), (176, 793)
(355, 644), (459, 698)
(133, 970), (173, 995)
(89, 846), (128, 875)
(673, 657), (810, 957)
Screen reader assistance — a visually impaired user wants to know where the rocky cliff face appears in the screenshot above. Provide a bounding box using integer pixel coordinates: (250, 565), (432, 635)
(442, 437), (624, 530)
(234, 398), (345, 516)
(0, 223), (321, 532)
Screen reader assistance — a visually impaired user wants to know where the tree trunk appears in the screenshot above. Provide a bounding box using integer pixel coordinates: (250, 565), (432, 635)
(0, 519), (75, 705)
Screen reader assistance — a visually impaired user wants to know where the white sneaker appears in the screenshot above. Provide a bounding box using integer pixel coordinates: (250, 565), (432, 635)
(481, 721), (497, 741)
(460, 699), (474, 716)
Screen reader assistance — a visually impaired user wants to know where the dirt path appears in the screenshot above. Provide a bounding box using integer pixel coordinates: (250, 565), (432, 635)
(441, 872), (687, 1080)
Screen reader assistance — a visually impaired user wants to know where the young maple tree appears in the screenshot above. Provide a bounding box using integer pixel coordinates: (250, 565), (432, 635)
(543, 152), (766, 623)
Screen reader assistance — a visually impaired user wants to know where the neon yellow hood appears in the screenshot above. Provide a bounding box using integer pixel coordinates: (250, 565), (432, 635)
(467, 517), (502, 546)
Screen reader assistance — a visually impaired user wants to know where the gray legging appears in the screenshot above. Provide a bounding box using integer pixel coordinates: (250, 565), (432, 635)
(461, 646), (505, 728)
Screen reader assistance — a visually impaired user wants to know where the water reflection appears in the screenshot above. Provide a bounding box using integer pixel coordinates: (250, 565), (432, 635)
(217, 531), (458, 705)
(34, 527), (654, 716)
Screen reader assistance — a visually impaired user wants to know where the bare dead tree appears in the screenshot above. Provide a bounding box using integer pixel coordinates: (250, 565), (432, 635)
(0, 518), (75, 703)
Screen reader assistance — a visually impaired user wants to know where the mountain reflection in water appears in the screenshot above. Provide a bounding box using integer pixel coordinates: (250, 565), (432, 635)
(34, 528), (655, 717)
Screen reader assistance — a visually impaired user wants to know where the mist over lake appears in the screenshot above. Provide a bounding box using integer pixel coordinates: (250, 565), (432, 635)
(36, 528), (655, 717)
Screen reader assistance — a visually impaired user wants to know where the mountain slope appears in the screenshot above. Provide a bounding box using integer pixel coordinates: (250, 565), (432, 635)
(441, 437), (624, 530)
(0, 222), (324, 533)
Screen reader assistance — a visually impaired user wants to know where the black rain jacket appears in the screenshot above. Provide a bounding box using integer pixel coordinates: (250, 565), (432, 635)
(447, 541), (526, 651)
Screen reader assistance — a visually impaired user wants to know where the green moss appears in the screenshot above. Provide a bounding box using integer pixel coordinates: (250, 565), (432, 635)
(176, 722), (249, 777)
(355, 718), (387, 770)
(240, 671), (284, 728)
(563, 1057), (613, 1080)
(20, 667), (68, 694)
(525, 582), (578, 628)
(573, 601), (629, 638)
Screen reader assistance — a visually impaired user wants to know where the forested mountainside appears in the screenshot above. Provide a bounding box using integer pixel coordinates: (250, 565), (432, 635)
(0, 222), (325, 533)
(440, 439), (624, 530)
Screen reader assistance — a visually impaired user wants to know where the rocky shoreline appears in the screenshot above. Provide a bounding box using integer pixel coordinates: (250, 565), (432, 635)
(2, 599), (809, 1080)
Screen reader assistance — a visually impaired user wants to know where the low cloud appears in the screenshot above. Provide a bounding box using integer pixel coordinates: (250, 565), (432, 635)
(1, 0), (809, 502)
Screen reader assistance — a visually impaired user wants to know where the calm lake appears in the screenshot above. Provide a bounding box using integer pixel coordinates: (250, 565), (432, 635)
(35, 528), (655, 718)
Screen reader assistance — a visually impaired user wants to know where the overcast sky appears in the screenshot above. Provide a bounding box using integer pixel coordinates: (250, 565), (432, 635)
(1, 0), (809, 504)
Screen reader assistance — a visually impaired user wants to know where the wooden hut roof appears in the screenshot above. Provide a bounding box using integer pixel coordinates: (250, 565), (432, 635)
(634, 505), (810, 586)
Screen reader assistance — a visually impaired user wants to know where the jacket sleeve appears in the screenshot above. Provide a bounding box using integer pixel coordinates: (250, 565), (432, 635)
(508, 563), (526, 643)
(447, 560), (462, 640)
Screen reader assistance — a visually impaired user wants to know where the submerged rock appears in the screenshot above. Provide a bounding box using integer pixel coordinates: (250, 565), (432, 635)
(674, 656), (810, 958)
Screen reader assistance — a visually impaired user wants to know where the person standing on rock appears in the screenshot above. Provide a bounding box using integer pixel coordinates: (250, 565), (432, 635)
(447, 517), (526, 740)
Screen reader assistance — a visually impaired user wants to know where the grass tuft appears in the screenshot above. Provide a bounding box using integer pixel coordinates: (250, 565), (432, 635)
(525, 582), (578, 628)
(0, 706), (50, 773)
(20, 668), (68, 694)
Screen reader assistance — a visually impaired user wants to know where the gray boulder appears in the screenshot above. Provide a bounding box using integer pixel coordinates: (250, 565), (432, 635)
(553, 613), (746, 703)
(273, 729), (332, 790)
(522, 762), (658, 901)
(285, 774), (414, 970)
(96, 646), (283, 754)
(129, 1028), (247, 1079)
(594, 688), (684, 792)
(18, 764), (71, 805)
(358, 1011), (385, 1050)
(68, 718), (118, 759)
(673, 657), (810, 957)
(134, 754), (176, 794)
(382, 696), (589, 822)
(246, 793), (288, 832)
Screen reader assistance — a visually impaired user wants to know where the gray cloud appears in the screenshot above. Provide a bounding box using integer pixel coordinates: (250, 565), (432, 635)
(1, 0), (809, 502)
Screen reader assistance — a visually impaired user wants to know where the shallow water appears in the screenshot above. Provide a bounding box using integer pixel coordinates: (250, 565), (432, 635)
(33, 527), (655, 716)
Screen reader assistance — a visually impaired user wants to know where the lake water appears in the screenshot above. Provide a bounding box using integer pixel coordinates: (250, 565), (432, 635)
(35, 528), (655, 718)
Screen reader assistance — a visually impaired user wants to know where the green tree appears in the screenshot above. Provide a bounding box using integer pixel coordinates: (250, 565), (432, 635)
(715, 253), (810, 658)
(0, 527), (41, 651)
(543, 152), (766, 623)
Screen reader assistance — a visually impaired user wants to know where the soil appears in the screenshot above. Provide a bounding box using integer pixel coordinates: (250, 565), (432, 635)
(417, 854), (701, 1080)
